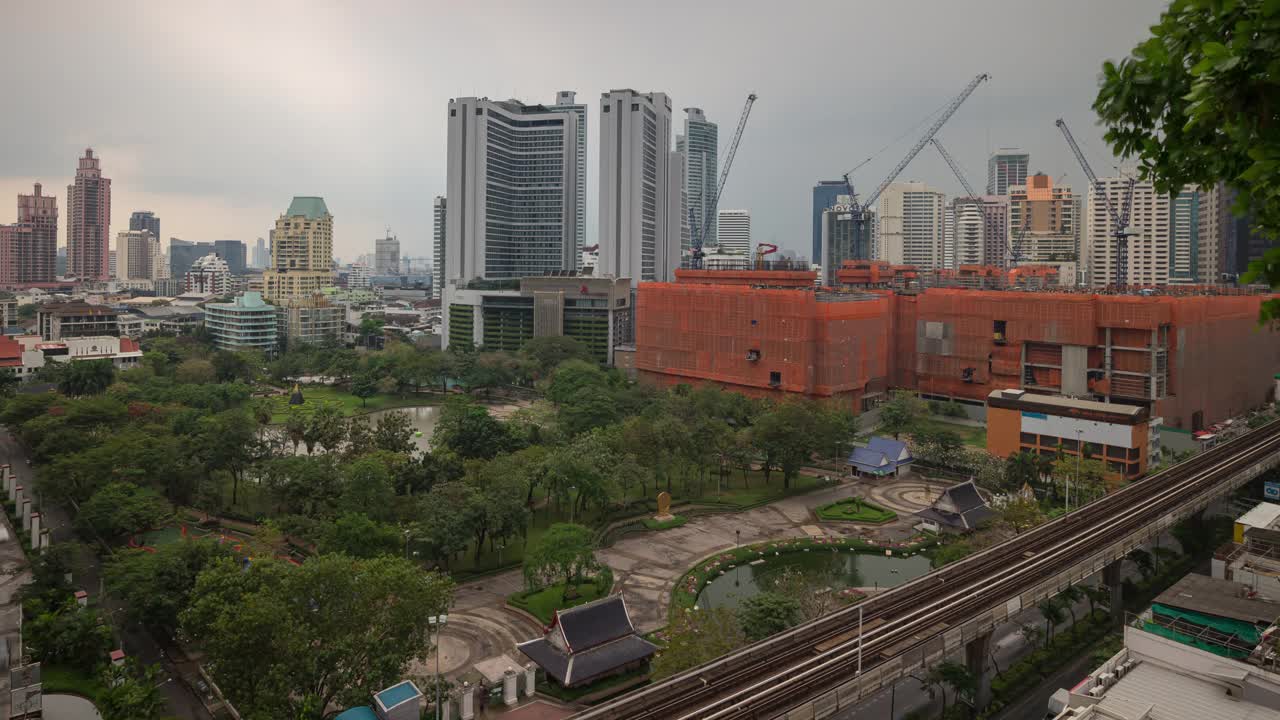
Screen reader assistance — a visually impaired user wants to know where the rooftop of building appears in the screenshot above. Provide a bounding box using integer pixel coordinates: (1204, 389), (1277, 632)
(208, 291), (274, 310)
(38, 301), (117, 316)
(987, 388), (1148, 420)
(284, 197), (330, 220)
(1154, 573), (1280, 627)
(374, 680), (420, 710)
(1237, 502), (1280, 532)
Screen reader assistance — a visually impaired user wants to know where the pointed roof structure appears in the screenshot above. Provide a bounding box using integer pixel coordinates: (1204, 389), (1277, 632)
(517, 594), (657, 688)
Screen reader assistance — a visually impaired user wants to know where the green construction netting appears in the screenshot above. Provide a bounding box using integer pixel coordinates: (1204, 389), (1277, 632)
(1143, 603), (1262, 659)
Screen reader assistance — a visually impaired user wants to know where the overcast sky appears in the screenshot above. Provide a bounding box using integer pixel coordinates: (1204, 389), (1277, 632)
(0, 0), (1169, 263)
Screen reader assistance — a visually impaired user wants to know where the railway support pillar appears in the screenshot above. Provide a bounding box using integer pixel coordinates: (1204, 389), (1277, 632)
(965, 630), (994, 709)
(1103, 560), (1124, 621)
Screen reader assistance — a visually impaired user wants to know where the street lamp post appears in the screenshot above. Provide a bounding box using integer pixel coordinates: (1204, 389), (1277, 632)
(429, 614), (449, 719)
(735, 530), (741, 587)
(403, 529), (411, 560)
(569, 486), (577, 525)
(1072, 429), (1083, 511)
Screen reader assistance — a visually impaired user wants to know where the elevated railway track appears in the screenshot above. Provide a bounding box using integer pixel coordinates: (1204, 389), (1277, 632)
(573, 421), (1280, 720)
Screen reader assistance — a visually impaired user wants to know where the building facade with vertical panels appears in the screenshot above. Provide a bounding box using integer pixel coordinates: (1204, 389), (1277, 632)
(987, 149), (1029, 196)
(444, 97), (579, 283)
(432, 196), (446, 299)
(1088, 178), (1172, 287)
(1009, 174), (1078, 279)
(598, 89), (677, 284)
(819, 198), (873, 285)
(263, 197), (334, 301)
(680, 107), (718, 251)
(214, 240), (247, 276)
(115, 230), (161, 282)
(129, 211), (160, 240)
(67, 148), (111, 280)
(548, 91), (588, 268)
(876, 181), (946, 269)
(952, 200), (984, 267)
(716, 210), (750, 255)
(16, 183), (57, 283)
(1170, 187), (1201, 284)
(374, 233), (400, 275)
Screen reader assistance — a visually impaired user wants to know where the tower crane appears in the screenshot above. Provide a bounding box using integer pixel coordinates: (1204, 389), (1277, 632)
(840, 74), (989, 265)
(1055, 118), (1136, 287)
(930, 138), (979, 199)
(691, 93), (758, 269)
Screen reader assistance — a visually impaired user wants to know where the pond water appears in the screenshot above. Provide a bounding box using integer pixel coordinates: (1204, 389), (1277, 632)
(42, 694), (102, 720)
(365, 406), (441, 453)
(697, 549), (933, 612)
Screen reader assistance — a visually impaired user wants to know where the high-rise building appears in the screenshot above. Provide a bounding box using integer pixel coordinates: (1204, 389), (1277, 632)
(875, 181), (946, 269)
(812, 181), (847, 264)
(67, 148), (111, 280)
(374, 233), (400, 275)
(952, 199), (985, 267)
(1170, 187), (1201, 284)
(548, 91), (588, 267)
(115, 230), (161, 282)
(978, 197), (1010, 268)
(444, 97), (579, 283)
(680, 107), (718, 250)
(1088, 178), (1171, 287)
(1009, 174), (1077, 269)
(169, 239), (214, 279)
(251, 237), (269, 269)
(1200, 183), (1271, 282)
(667, 150), (688, 263)
(432, 197), (446, 299)
(716, 210), (751, 255)
(129, 211), (160, 241)
(56, 247), (66, 277)
(819, 196), (873, 284)
(347, 263), (370, 289)
(214, 240), (247, 275)
(598, 89), (677, 284)
(16, 183), (58, 283)
(184, 253), (231, 295)
(205, 291), (278, 354)
(108, 250), (116, 279)
(263, 196), (334, 301)
(986, 149), (1029, 196)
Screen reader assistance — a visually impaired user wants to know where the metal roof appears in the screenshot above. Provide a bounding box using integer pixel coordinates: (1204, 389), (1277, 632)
(285, 196), (330, 219)
(1154, 573), (1280, 626)
(1238, 502), (1280, 532)
(1093, 660), (1280, 720)
(988, 388), (1147, 418)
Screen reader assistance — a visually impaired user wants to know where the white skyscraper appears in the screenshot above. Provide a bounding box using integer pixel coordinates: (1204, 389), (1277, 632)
(432, 196), (446, 299)
(679, 107), (718, 249)
(115, 229), (161, 282)
(987, 149), (1030, 196)
(667, 150), (688, 266)
(952, 200), (984, 267)
(548, 91), (588, 267)
(1088, 178), (1172, 287)
(444, 97), (579, 281)
(875, 181), (947, 269)
(716, 210), (751, 255)
(597, 89), (678, 283)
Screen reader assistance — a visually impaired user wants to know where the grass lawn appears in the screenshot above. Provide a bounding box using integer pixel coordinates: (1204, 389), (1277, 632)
(642, 515), (687, 531)
(509, 581), (609, 625)
(815, 497), (897, 523)
(267, 385), (439, 423)
(915, 418), (988, 448)
(42, 663), (105, 702)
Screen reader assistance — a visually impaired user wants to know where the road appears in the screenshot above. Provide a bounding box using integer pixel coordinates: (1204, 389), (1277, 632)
(0, 431), (213, 720)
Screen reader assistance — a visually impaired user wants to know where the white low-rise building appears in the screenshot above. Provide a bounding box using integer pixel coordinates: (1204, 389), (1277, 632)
(0, 334), (143, 380)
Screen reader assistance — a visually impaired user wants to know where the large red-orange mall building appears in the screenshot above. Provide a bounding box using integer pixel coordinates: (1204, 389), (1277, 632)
(633, 265), (1280, 431)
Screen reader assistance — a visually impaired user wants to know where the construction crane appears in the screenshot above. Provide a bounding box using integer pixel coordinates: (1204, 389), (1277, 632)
(844, 74), (993, 217)
(930, 138), (979, 199)
(691, 93), (758, 269)
(753, 242), (778, 270)
(1009, 207), (1031, 265)
(1055, 118), (1136, 286)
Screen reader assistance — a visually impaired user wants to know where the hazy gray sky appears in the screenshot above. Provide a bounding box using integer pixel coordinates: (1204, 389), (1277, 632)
(0, 0), (1168, 263)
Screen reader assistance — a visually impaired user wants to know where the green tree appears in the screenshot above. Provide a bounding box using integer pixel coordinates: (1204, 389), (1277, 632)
(1082, 584), (1111, 619)
(878, 390), (926, 440)
(736, 592), (803, 643)
(319, 512), (404, 558)
(22, 600), (113, 673)
(180, 554), (453, 718)
(302, 404), (346, 454)
(751, 400), (821, 488)
(923, 661), (977, 718)
(1059, 585), (1083, 636)
(1037, 598), (1066, 648)
(175, 358), (217, 384)
(76, 482), (172, 540)
(105, 539), (235, 632)
(339, 455), (398, 521)
(97, 660), (166, 720)
(412, 482), (478, 569)
(522, 523), (598, 595)
(350, 371), (380, 407)
(432, 396), (515, 460)
(519, 336), (595, 378)
(373, 410), (416, 454)
(999, 497), (1045, 535)
(651, 607), (747, 680)
(1127, 548), (1155, 579)
(57, 359), (115, 396)
(1093, 0), (1280, 318)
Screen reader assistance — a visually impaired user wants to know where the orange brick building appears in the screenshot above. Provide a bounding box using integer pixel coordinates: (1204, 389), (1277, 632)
(634, 268), (1280, 430)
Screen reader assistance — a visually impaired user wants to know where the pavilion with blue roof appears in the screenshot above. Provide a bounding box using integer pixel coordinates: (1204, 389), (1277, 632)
(847, 437), (913, 478)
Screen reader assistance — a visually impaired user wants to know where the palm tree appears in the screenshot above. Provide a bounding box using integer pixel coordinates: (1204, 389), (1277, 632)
(1127, 548), (1154, 579)
(1058, 585), (1082, 636)
(1038, 598), (1066, 648)
(924, 661), (977, 718)
(1081, 584), (1111, 620)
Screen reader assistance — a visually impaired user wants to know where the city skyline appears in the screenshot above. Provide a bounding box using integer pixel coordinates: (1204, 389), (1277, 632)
(0, 1), (1168, 263)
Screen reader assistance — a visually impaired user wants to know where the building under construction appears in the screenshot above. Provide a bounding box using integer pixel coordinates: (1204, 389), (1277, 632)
(634, 265), (1280, 430)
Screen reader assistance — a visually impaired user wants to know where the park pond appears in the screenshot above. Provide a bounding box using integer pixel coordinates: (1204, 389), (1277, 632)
(696, 548), (932, 611)
(366, 405), (441, 453)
